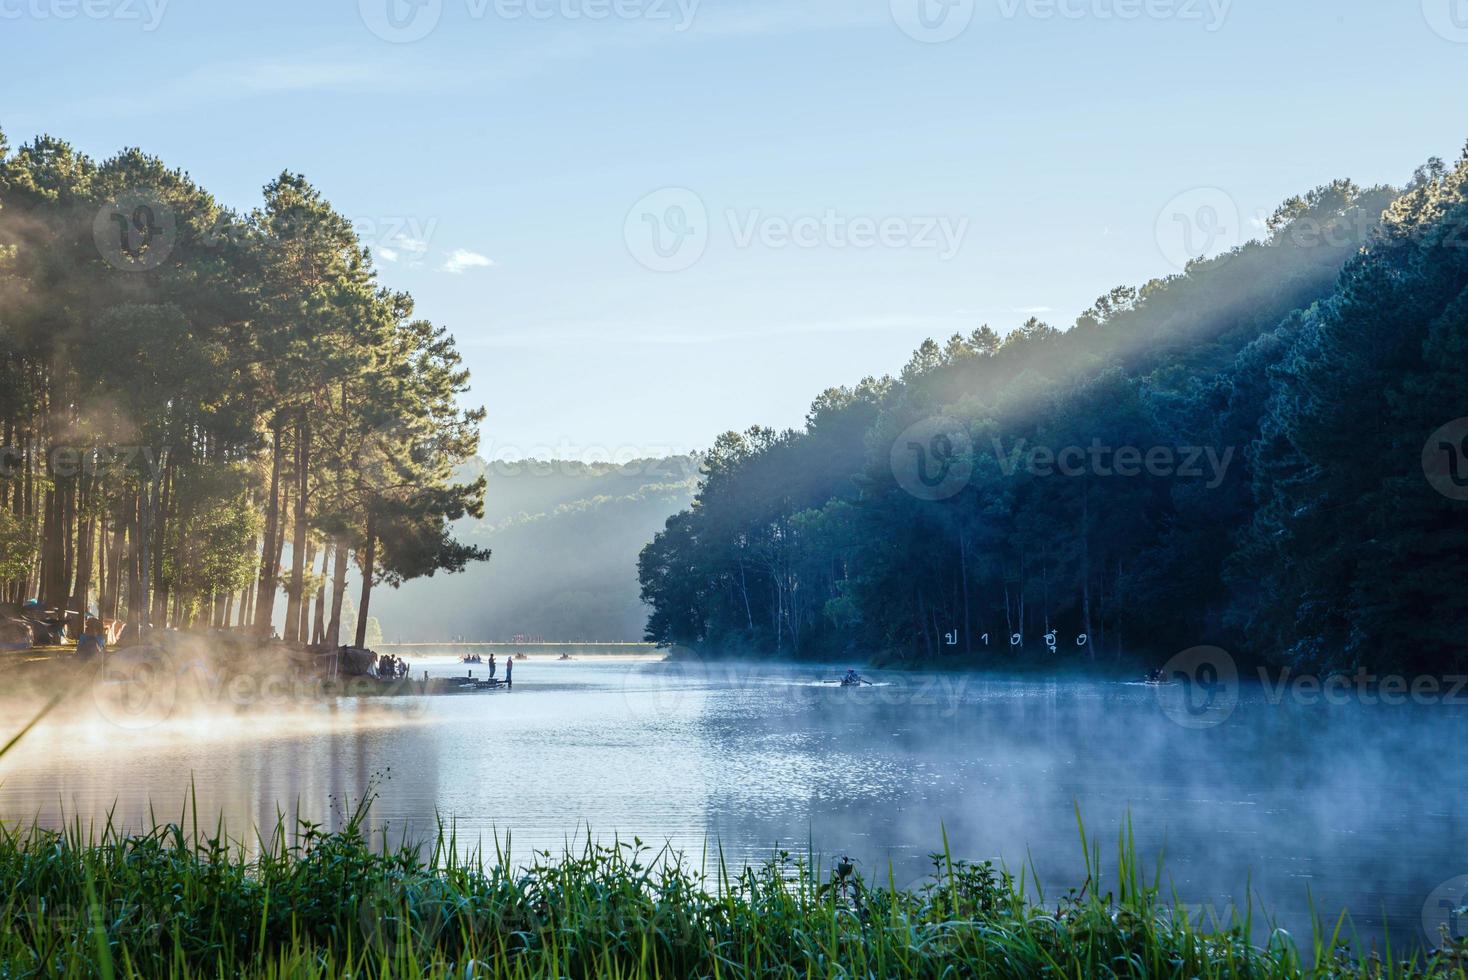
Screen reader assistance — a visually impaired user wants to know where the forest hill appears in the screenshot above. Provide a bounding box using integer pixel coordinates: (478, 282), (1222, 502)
(0, 128), (491, 646)
(639, 147), (1468, 677)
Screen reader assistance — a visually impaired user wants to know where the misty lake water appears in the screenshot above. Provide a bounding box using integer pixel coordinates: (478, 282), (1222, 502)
(2, 653), (1465, 951)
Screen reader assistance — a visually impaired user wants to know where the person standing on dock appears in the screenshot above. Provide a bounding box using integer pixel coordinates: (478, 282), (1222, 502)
(504, 655), (513, 689)
(488, 653), (496, 679)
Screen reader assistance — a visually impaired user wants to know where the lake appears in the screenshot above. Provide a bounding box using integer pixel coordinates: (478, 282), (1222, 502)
(2, 652), (1465, 952)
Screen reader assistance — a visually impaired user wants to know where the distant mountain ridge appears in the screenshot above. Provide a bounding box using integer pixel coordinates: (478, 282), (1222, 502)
(368, 455), (700, 642)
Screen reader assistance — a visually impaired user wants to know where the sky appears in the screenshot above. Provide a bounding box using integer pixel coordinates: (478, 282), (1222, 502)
(3, 0), (1466, 461)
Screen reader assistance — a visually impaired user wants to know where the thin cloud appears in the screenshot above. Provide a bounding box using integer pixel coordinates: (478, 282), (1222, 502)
(76, 56), (426, 117)
(212, 60), (385, 95)
(63, 3), (890, 119)
(442, 249), (496, 274)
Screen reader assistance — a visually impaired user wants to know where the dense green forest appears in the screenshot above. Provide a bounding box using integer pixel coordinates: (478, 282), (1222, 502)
(640, 147), (1468, 675)
(0, 128), (489, 646)
(368, 455), (698, 641)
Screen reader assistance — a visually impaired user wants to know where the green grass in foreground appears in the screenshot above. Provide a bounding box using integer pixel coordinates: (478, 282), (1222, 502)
(0, 793), (1464, 980)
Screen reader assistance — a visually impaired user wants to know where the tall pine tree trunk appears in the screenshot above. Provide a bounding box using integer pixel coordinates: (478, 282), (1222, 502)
(267, 484), (291, 636)
(96, 505), (109, 619)
(150, 458), (173, 626)
(61, 473), (76, 610)
(138, 473), (159, 636)
(126, 493), (143, 641)
(326, 537), (349, 649)
(355, 513), (376, 649)
(284, 417), (311, 644)
(295, 539), (315, 644)
(312, 541), (329, 645)
(105, 508), (126, 621)
(253, 422), (284, 635)
(71, 465), (95, 625)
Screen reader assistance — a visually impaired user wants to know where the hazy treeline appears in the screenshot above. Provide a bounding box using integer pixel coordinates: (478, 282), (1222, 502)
(640, 147), (1468, 674)
(0, 128), (488, 645)
(369, 456), (698, 641)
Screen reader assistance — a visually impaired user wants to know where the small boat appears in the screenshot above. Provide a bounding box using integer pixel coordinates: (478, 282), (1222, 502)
(557, 654), (574, 661)
(838, 670), (871, 688)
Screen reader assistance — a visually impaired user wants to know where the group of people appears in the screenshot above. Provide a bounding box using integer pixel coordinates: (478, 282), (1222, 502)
(377, 654), (410, 680)
(463, 653), (513, 687)
(487, 654), (512, 687)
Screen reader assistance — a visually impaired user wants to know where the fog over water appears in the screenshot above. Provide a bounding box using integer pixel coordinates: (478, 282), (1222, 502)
(2, 654), (1464, 951)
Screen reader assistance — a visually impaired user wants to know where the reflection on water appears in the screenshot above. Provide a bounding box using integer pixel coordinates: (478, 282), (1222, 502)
(2, 654), (1465, 949)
